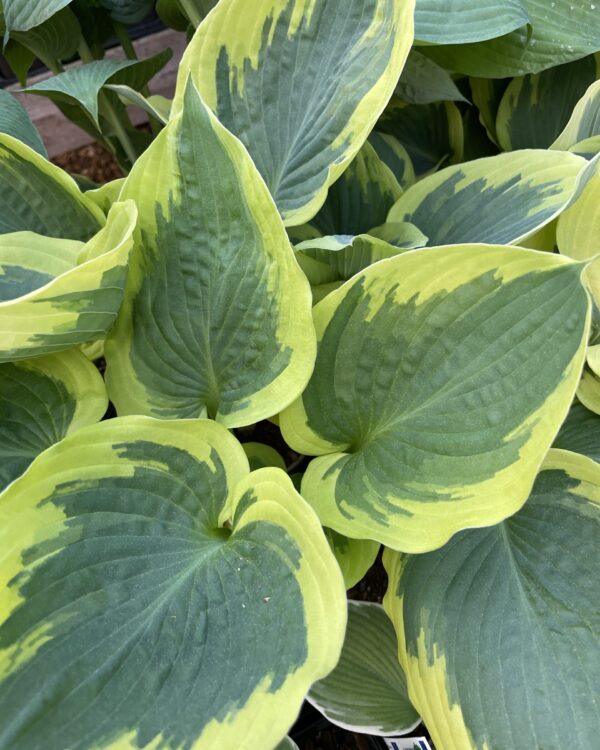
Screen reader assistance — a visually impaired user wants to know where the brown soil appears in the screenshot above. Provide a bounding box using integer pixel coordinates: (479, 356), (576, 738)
(53, 142), (123, 184)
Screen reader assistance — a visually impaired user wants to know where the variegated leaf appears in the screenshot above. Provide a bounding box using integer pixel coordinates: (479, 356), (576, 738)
(0, 200), (136, 361)
(388, 149), (587, 246)
(105, 82), (315, 426)
(173, 0), (416, 225)
(280, 245), (590, 551)
(0, 417), (346, 750)
(0, 349), (106, 491)
(384, 449), (600, 750)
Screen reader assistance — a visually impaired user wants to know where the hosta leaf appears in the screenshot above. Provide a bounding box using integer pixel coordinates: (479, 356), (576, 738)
(414, 0), (529, 44)
(324, 530), (379, 590)
(280, 245), (591, 551)
(2, 0), (73, 34)
(24, 50), (172, 128)
(98, 0), (154, 23)
(378, 98), (464, 177)
(106, 84), (171, 124)
(105, 82), (315, 426)
(242, 442), (286, 471)
(557, 161), (600, 303)
(156, 0), (190, 31)
(426, 1), (600, 77)
(3, 40), (34, 86)
(0, 134), (104, 239)
(553, 403), (600, 462)
(0, 91), (46, 157)
(578, 366), (600, 414)
(383, 449), (600, 750)
(388, 150), (586, 246)
(461, 107), (499, 161)
(10, 8), (81, 63)
(86, 177), (126, 215)
(0, 349), (106, 491)
(276, 738), (299, 750)
(309, 601), (419, 735)
(552, 79), (600, 151)
(496, 57), (599, 151)
(0, 200), (136, 361)
(173, 0), (416, 225)
(395, 50), (468, 105)
(0, 417), (346, 750)
(368, 132), (416, 189)
(570, 134), (600, 159)
(469, 77), (510, 146)
(296, 231), (426, 302)
(309, 141), (402, 237)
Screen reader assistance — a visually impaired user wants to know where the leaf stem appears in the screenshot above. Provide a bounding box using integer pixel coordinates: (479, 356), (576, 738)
(112, 21), (138, 60)
(179, 0), (203, 27)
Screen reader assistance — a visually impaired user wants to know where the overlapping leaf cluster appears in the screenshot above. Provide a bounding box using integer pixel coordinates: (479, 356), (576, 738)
(0, 1), (599, 749)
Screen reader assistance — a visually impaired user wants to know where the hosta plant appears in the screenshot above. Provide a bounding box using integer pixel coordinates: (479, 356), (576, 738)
(0, 1), (599, 749)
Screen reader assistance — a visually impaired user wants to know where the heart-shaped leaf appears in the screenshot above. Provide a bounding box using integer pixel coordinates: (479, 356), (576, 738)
(23, 50), (172, 128)
(105, 82), (316, 426)
(384, 449), (600, 750)
(0, 417), (346, 750)
(281, 245), (590, 551)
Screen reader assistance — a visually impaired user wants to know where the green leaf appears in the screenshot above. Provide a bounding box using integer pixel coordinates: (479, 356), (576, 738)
(98, 0), (154, 23)
(295, 231), (426, 302)
(324, 530), (379, 590)
(557, 159), (600, 304)
(496, 56), (599, 151)
(552, 79), (600, 151)
(0, 417), (346, 750)
(309, 601), (419, 735)
(414, 0), (529, 44)
(0, 200), (137, 361)
(3, 0), (73, 34)
(11, 8), (82, 64)
(309, 141), (402, 237)
(469, 77), (510, 146)
(368, 131), (416, 189)
(395, 50), (468, 105)
(578, 365), (600, 414)
(276, 739), (299, 750)
(553, 403), (600, 462)
(425, 1), (600, 77)
(388, 149), (587, 246)
(23, 50), (172, 128)
(106, 84), (171, 124)
(156, 0), (190, 31)
(0, 134), (104, 238)
(173, 0), (416, 225)
(0, 90), (46, 157)
(280, 245), (591, 551)
(242, 442), (287, 471)
(2, 40), (35, 86)
(378, 97), (464, 177)
(105, 82), (316, 426)
(85, 177), (126, 215)
(0, 348), (106, 492)
(384, 449), (600, 750)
